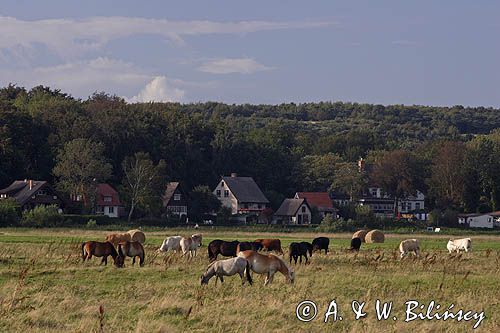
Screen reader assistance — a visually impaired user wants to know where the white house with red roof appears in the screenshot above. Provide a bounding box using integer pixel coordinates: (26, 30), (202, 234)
(294, 192), (339, 218)
(95, 183), (123, 218)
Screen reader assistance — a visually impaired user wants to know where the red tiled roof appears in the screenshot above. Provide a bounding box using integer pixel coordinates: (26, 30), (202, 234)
(295, 192), (333, 209)
(96, 183), (122, 206)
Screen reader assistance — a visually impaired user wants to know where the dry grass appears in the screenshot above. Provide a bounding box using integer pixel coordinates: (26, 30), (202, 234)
(0, 229), (499, 332)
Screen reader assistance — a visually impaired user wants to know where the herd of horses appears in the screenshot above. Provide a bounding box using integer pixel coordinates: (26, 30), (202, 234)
(80, 231), (364, 286)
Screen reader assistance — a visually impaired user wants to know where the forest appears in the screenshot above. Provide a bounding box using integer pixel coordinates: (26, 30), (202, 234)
(1, 84), (500, 223)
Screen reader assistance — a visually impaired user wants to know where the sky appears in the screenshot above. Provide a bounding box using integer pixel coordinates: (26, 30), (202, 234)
(0, 1), (499, 107)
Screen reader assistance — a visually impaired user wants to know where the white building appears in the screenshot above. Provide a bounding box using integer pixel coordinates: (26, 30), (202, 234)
(458, 213), (494, 229)
(274, 198), (312, 225)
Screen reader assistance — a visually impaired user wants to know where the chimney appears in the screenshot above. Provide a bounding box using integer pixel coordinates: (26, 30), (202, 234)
(29, 180), (33, 190)
(358, 158), (365, 173)
(230, 172), (238, 178)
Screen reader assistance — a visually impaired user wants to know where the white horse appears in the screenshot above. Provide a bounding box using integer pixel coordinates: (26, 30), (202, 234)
(158, 236), (183, 253)
(200, 257), (252, 285)
(180, 234), (203, 258)
(238, 250), (295, 285)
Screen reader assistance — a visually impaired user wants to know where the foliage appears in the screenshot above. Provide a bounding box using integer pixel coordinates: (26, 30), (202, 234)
(216, 206), (232, 224)
(86, 219), (97, 228)
(0, 198), (21, 226)
(20, 205), (63, 227)
(189, 185), (221, 222)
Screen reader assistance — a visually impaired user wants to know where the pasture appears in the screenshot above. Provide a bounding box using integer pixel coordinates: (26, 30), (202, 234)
(0, 228), (499, 332)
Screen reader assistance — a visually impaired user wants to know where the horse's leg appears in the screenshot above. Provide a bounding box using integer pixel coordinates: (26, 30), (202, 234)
(103, 256), (108, 266)
(299, 255), (302, 264)
(264, 272), (271, 286)
(239, 272), (245, 285)
(140, 253), (144, 267)
(219, 276), (224, 283)
(100, 257), (105, 265)
(132, 256), (136, 265)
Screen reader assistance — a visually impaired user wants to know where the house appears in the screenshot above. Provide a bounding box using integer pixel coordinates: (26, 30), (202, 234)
(95, 184), (123, 218)
(294, 192), (339, 218)
(458, 213), (494, 229)
(0, 179), (64, 211)
(163, 182), (188, 217)
(213, 173), (269, 215)
(274, 198), (312, 225)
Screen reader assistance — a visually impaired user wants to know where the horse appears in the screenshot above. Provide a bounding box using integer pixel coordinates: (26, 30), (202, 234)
(81, 241), (119, 266)
(180, 234), (203, 258)
(350, 237), (362, 251)
(238, 250), (295, 285)
(289, 242), (313, 265)
(105, 232), (132, 247)
(312, 237), (329, 254)
(236, 241), (263, 253)
(127, 229), (146, 244)
(116, 241), (145, 267)
(200, 257), (252, 285)
(158, 235), (183, 253)
(254, 239), (283, 254)
(208, 240), (239, 261)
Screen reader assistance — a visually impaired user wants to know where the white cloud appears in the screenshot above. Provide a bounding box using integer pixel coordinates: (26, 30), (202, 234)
(127, 76), (185, 103)
(0, 16), (336, 59)
(198, 57), (273, 74)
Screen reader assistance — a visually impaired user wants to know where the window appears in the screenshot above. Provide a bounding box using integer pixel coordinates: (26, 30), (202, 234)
(37, 190), (47, 196)
(221, 181), (225, 187)
(224, 190), (229, 197)
(104, 196), (112, 202)
(216, 190), (221, 197)
(301, 206), (306, 213)
(415, 203), (421, 210)
(0, 194), (6, 199)
(258, 204), (261, 209)
(109, 206), (114, 213)
(174, 194), (181, 201)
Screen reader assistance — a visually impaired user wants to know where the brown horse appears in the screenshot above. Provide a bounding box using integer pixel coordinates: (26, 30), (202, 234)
(105, 232), (132, 247)
(238, 250), (294, 285)
(116, 241), (145, 267)
(254, 239), (283, 254)
(81, 241), (119, 266)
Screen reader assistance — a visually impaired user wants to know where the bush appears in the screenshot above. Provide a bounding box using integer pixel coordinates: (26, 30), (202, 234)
(21, 205), (63, 227)
(61, 214), (117, 226)
(86, 219), (97, 228)
(0, 198), (21, 226)
(317, 214), (352, 232)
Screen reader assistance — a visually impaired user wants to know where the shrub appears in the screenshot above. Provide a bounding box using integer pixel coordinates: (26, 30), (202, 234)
(0, 198), (21, 226)
(86, 219), (97, 228)
(21, 205), (63, 227)
(317, 214), (352, 232)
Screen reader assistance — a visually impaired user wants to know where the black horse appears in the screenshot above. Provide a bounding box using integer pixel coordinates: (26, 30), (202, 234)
(350, 237), (362, 251)
(237, 241), (263, 253)
(207, 239), (240, 261)
(312, 237), (330, 254)
(289, 241), (313, 264)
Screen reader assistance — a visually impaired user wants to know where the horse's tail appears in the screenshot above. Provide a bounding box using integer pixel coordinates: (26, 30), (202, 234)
(207, 245), (216, 261)
(245, 260), (253, 285)
(81, 242), (86, 260)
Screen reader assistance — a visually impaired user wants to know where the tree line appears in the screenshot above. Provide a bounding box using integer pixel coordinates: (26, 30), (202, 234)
(1, 84), (500, 222)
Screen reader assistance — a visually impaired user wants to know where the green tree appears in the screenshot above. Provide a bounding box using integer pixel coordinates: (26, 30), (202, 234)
(330, 161), (365, 201)
(189, 185), (221, 222)
(121, 152), (166, 222)
(53, 138), (112, 211)
(0, 198), (20, 226)
(299, 153), (344, 191)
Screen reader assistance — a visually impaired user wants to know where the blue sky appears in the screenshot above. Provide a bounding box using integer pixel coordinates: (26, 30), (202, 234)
(1, 1), (499, 106)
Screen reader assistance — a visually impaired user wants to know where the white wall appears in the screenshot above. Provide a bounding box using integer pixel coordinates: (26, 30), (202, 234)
(468, 215), (494, 229)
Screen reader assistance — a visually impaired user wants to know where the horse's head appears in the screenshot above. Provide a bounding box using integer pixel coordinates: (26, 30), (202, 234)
(114, 255), (125, 268)
(287, 267), (295, 284)
(200, 273), (210, 285)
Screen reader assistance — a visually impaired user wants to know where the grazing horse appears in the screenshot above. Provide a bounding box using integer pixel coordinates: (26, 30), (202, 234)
(158, 235), (183, 253)
(208, 240), (239, 261)
(289, 242), (313, 265)
(81, 241), (119, 266)
(254, 239), (283, 254)
(180, 234), (203, 258)
(350, 237), (362, 251)
(238, 250), (295, 285)
(312, 237), (330, 254)
(236, 241), (263, 253)
(116, 241), (145, 267)
(105, 232), (132, 247)
(200, 257), (252, 285)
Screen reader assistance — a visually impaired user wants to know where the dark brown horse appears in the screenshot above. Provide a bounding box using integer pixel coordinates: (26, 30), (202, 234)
(81, 241), (119, 266)
(116, 241), (145, 267)
(236, 241), (263, 253)
(208, 240), (239, 261)
(289, 242), (313, 265)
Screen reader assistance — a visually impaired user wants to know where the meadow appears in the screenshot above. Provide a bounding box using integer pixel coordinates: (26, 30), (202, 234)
(0, 228), (499, 332)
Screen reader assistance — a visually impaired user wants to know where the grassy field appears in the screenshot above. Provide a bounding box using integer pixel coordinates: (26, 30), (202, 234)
(0, 228), (499, 332)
